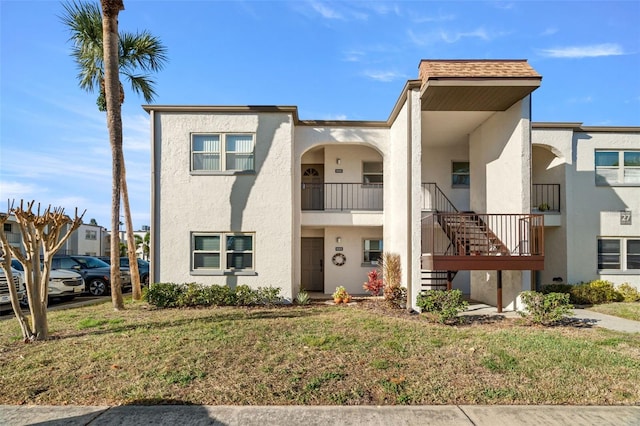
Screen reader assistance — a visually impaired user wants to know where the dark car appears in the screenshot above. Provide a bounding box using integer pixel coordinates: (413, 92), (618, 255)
(98, 256), (149, 286)
(51, 255), (131, 296)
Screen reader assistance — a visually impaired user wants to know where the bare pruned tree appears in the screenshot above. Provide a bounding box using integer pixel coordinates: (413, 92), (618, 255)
(0, 201), (84, 341)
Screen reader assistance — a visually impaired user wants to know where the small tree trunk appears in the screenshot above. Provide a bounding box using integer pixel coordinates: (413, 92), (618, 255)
(101, 0), (125, 310)
(121, 159), (141, 300)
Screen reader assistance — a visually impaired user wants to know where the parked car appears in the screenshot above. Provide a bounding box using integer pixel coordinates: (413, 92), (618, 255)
(51, 255), (131, 296)
(99, 256), (149, 286)
(9, 259), (84, 303)
(0, 264), (25, 308)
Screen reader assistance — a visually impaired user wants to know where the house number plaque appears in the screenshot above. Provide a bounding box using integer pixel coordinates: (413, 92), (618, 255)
(620, 211), (632, 225)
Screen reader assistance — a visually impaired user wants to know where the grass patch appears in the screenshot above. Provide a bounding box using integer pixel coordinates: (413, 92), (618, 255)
(588, 302), (640, 322)
(1, 299), (639, 405)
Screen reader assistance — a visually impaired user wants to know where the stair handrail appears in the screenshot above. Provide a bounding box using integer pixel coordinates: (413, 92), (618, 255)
(422, 183), (459, 213)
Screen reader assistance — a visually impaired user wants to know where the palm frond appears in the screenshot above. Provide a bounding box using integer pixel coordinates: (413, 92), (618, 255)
(61, 0), (167, 104)
(119, 31), (168, 73)
(121, 72), (158, 104)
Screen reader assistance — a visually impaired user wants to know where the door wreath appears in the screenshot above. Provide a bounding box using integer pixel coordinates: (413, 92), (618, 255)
(332, 253), (346, 266)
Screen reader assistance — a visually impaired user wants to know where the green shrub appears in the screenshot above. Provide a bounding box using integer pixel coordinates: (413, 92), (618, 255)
(178, 283), (208, 307)
(203, 284), (236, 306)
(145, 282), (185, 308)
(255, 286), (282, 306)
(541, 283), (573, 295)
(144, 283), (282, 308)
(570, 280), (623, 305)
(235, 284), (259, 306)
(617, 283), (640, 302)
(416, 289), (468, 323)
(519, 291), (573, 325)
(296, 290), (311, 305)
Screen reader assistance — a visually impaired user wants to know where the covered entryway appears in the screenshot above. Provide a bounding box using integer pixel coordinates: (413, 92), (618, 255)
(301, 237), (324, 291)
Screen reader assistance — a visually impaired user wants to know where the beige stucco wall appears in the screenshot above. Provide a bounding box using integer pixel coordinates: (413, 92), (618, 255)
(468, 99), (532, 309)
(573, 131), (640, 288)
(153, 111), (296, 298)
(421, 143), (470, 211)
(533, 127), (640, 289)
(323, 226), (383, 295)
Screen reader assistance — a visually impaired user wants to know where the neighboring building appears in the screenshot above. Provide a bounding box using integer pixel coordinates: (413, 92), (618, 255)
(144, 59), (639, 311)
(61, 223), (108, 257)
(1, 216), (108, 257)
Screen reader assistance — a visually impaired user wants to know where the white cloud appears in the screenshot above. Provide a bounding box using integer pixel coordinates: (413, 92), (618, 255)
(309, 1), (344, 20)
(411, 12), (455, 23)
(323, 114), (348, 120)
(362, 70), (405, 82)
(567, 96), (594, 104)
(539, 43), (625, 58)
(440, 28), (492, 43)
(540, 27), (558, 37)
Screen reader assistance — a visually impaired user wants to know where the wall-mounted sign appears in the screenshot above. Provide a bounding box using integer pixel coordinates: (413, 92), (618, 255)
(335, 169), (343, 173)
(621, 210), (632, 225)
(335, 247), (343, 251)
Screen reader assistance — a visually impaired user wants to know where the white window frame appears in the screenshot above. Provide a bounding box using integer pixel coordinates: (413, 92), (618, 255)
(597, 237), (640, 272)
(85, 230), (97, 240)
(362, 161), (383, 185)
(191, 133), (255, 173)
(363, 238), (383, 265)
(191, 232), (255, 273)
(595, 150), (640, 186)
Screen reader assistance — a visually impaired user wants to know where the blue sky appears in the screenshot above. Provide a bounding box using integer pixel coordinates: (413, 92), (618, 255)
(1, 0), (639, 230)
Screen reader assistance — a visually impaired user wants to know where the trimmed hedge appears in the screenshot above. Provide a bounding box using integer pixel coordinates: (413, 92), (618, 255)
(144, 283), (282, 308)
(541, 280), (625, 305)
(416, 289), (468, 323)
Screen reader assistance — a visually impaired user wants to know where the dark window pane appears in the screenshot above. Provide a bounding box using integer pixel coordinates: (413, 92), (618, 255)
(595, 151), (619, 167)
(194, 253), (220, 269)
(598, 239), (620, 253)
(227, 235), (252, 251)
(195, 235), (220, 251)
(226, 253), (253, 269)
(624, 152), (640, 167)
(627, 255), (640, 269)
(363, 162), (383, 173)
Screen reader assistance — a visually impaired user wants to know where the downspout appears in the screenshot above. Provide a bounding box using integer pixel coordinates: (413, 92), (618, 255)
(406, 88), (413, 313)
(149, 110), (157, 284)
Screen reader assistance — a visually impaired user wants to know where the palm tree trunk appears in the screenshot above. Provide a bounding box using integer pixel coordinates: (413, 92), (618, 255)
(101, 0), (125, 310)
(121, 157), (142, 300)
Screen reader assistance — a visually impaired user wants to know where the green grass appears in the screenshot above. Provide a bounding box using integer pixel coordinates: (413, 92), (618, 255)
(588, 302), (640, 321)
(1, 298), (639, 406)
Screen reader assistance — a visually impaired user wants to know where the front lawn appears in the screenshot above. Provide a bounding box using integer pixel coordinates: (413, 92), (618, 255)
(588, 302), (640, 322)
(1, 299), (639, 406)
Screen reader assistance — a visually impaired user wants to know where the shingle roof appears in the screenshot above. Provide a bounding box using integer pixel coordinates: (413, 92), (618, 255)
(419, 60), (541, 81)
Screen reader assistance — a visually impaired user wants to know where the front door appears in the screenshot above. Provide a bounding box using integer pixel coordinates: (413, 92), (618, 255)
(301, 237), (324, 292)
(301, 165), (324, 210)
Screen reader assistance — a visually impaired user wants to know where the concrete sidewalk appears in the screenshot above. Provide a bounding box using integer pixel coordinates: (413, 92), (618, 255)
(1, 405), (639, 426)
(461, 303), (640, 333)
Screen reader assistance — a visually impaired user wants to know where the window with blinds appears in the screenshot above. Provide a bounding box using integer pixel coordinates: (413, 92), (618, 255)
(192, 133), (255, 172)
(192, 233), (254, 271)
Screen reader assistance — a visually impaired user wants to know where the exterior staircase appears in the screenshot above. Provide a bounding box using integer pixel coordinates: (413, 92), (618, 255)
(438, 213), (511, 257)
(420, 269), (457, 290)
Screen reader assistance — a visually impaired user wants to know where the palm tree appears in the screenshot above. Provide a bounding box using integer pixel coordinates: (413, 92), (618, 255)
(61, 0), (167, 306)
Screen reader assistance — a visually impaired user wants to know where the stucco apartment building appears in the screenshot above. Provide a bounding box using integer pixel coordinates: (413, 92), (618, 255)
(144, 59), (639, 311)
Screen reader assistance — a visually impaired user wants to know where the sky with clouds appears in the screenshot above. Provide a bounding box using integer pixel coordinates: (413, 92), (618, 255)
(1, 0), (639, 230)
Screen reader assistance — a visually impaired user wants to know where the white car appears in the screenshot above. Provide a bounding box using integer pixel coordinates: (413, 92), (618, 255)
(0, 265), (25, 307)
(8, 259), (84, 303)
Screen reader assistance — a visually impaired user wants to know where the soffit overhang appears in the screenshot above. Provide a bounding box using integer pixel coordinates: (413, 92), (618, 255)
(421, 78), (542, 111)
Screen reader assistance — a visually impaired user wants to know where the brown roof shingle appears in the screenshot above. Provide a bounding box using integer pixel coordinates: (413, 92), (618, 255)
(419, 60), (541, 81)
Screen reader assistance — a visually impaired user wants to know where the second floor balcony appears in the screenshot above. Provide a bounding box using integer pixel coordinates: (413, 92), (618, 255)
(301, 183), (383, 211)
